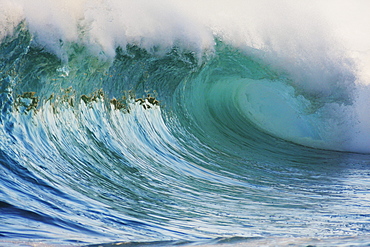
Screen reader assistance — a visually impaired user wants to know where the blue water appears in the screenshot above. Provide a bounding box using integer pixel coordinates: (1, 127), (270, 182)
(1, 1), (370, 246)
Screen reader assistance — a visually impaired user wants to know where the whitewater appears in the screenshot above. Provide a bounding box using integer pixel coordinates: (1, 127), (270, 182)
(0, 0), (370, 246)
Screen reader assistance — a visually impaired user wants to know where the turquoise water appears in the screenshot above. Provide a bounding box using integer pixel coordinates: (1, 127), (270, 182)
(1, 1), (370, 246)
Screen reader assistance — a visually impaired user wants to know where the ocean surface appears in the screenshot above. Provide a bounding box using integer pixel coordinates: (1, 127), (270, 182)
(1, 1), (370, 246)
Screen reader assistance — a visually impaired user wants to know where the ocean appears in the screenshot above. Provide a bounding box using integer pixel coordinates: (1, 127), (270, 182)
(0, 0), (370, 246)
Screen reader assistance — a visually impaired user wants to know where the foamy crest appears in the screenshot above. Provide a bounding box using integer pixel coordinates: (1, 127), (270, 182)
(4, 1), (370, 64)
(9, 0), (215, 58)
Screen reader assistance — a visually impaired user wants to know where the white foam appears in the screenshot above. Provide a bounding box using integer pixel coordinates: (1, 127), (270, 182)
(0, 1), (23, 40)
(6, 0), (215, 58)
(3, 1), (369, 62)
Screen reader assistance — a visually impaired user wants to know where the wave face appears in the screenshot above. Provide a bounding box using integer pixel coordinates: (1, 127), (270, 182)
(1, 1), (370, 245)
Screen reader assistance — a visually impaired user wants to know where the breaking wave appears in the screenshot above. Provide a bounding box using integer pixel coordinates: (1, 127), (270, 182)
(1, 0), (370, 245)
